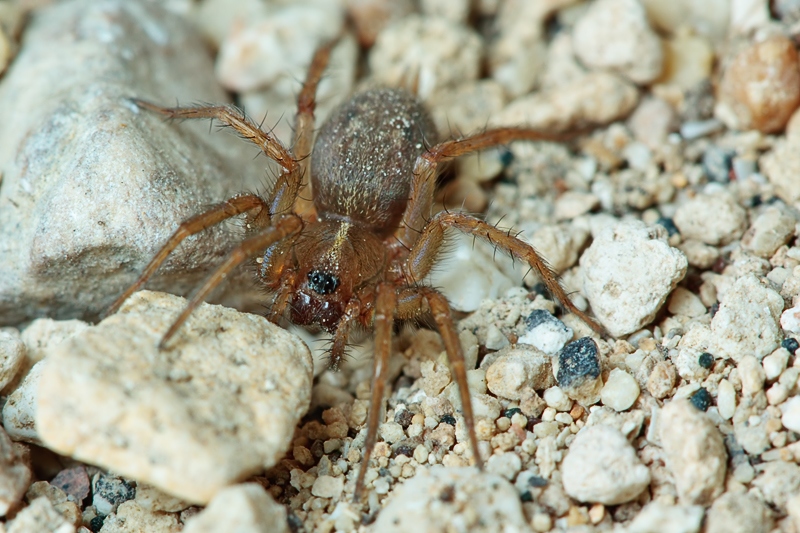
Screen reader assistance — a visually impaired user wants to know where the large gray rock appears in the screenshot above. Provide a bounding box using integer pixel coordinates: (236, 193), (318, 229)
(0, 0), (272, 325)
(36, 291), (312, 504)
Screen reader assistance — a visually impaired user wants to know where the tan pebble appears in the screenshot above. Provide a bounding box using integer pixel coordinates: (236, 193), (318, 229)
(588, 503), (605, 524)
(717, 36), (800, 133)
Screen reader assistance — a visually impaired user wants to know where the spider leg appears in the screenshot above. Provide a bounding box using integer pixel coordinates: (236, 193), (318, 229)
(353, 282), (396, 502)
(408, 211), (605, 335)
(328, 297), (363, 372)
(159, 214), (303, 348)
(397, 128), (578, 248)
(105, 194), (269, 317)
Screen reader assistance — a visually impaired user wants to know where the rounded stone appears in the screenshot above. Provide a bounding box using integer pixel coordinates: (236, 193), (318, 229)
(600, 369), (640, 412)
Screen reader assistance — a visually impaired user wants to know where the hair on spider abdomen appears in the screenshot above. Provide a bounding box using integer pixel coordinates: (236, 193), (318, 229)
(107, 39), (605, 505)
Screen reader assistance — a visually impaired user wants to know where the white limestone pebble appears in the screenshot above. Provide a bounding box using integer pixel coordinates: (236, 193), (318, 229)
(0, 0), (269, 324)
(573, 0), (664, 84)
(491, 71), (639, 131)
(0, 426), (31, 517)
(738, 355), (766, 397)
(709, 274), (783, 362)
(96, 499), (181, 533)
(780, 303), (800, 334)
(486, 346), (553, 400)
(368, 14), (483, 100)
(673, 192), (747, 246)
(741, 205), (797, 258)
(667, 287), (707, 318)
(311, 476), (344, 500)
(36, 291), (313, 504)
(561, 424), (651, 505)
(627, 501), (704, 533)
(781, 396), (800, 433)
(135, 483), (191, 513)
(5, 496), (73, 533)
(762, 347), (790, 380)
(2, 360), (45, 445)
(717, 379), (737, 420)
(543, 386), (573, 412)
(659, 399), (727, 505)
(705, 492), (773, 533)
(581, 220), (688, 337)
(600, 368), (640, 412)
(762, 137), (800, 204)
(0, 330), (24, 391)
(372, 467), (529, 533)
(183, 483), (287, 533)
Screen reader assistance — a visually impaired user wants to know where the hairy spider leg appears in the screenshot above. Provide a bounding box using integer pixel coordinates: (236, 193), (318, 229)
(398, 128), (604, 334)
(353, 282), (396, 501)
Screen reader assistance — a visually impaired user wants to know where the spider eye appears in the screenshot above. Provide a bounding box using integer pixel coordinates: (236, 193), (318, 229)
(308, 270), (339, 295)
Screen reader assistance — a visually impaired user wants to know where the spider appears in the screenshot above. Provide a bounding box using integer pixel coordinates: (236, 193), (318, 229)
(107, 40), (604, 502)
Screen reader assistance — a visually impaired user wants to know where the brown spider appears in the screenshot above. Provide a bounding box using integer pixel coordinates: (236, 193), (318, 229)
(107, 40), (604, 502)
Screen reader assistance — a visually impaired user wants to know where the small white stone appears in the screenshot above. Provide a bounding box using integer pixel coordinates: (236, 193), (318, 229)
(705, 492), (773, 533)
(710, 275), (783, 362)
(741, 206), (797, 258)
(517, 314), (572, 356)
(379, 422), (406, 445)
(581, 220), (688, 337)
(183, 483), (288, 533)
(738, 355), (766, 397)
(573, 0), (664, 84)
(311, 476), (344, 499)
(0, 331), (24, 391)
(659, 399), (727, 505)
(717, 379), (737, 420)
(374, 467), (529, 531)
(762, 348), (790, 381)
(781, 304), (800, 334)
(561, 425), (650, 505)
(486, 452), (522, 480)
(667, 287), (707, 318)
(767, 383), (789, 406)
(5, 496), (72, 533)
(1, 360), (44, 444)
(369, 15), (482, 100)
(600, 368), (640, 412)
(673, 192), (747, 246)
(543, 387), (572, 412)
(485, 346), (553, 400)
(627, 501), (704, 533)
(781, 396), (800, 433)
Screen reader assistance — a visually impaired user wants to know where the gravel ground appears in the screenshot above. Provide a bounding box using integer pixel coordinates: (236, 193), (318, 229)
(2, 0), (800, 532)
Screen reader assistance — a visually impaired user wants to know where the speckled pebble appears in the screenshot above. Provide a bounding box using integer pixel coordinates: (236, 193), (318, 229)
(36, 291), (313, 504)
(183, 483), (287, 533)
(627, 501), (704, 533)
(561, 424), (650, 505)
(709, 274), (783, 362)
(647, 361), (676, 399)
(368, 14), (482, 100)
(581, 220), (687, 337)
(573, 0), (663, 84)
(716, 35), (800, 133)
(93, 474), (135, 516)
(741, 205), (797, 258)
(673, 192), (747, 246)
(518, 310), (573, 355)
(659, 399), (727, 505)
(556, 338), (603, 406)
(705, 492), (773, 533)
(486, 346), (553, 400)
(600, 368), (640, 412)
(372, 467), (529, 532)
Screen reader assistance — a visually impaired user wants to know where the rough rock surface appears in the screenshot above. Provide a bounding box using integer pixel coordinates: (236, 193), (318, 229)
(183, 483), (288, 533)
(36, 291), (312, 504)
(371, 467), (529, 533)
(0, 0), (268, 324)
(0, 426), (31, 517)
(561, 424), (650, 505)
(581, 220), (688, 337)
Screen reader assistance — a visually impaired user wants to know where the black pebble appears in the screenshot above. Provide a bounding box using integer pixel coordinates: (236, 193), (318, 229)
(93, 474), (135, 510)
(528, 476), (548, 488)
(690, 387), (712, 411)
(504, 407), (522, 419)
(520, 490), (533, 502)
(702, 146), (735, 182)
(89, 516), (105, 533)
(440, 414), (456, 426)
(557, 337), (600, 388)
(394, 409), (414, 428)
(698, 352), (714, 369)
(655, 217), (679, 237)
(782, 338), (799, 354)
(500, 149), (514, 167)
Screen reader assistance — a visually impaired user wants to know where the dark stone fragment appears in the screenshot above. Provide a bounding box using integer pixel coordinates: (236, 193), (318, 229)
(556, 337), (600, 387)
(51, 466), (90, 502)
(528, 476), (548, 488)
(655, 217), (679, 237)
(709, 303), (719, 317)
(394, 409), (414, 428)
(702, 146), (735, 182)
(520, 490), (533, 502)
(393, 445), (415, 458)
(504, 407), (522, 419)
(698, 352), (714, 369)
(782, 338), (799, 354)
(500, 149), (514, 168)
(440, 414), (456, 426)
(690, 387), (712, 411)
(287, 512), (304, 532)
(93, 474), (135, 513)
(89, 516), (105, 533)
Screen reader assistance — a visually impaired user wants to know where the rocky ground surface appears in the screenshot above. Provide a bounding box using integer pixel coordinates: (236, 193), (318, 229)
(1, 0), (800, 532)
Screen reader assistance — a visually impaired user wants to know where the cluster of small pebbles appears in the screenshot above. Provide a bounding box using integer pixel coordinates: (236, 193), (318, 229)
(2, 0), (800, 532)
